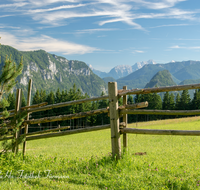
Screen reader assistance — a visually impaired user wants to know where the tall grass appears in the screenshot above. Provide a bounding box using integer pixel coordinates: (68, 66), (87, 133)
(1, 116), (200, 189)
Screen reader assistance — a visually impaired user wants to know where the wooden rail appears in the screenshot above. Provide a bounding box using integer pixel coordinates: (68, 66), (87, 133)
(120, 128), (200, 136)
(120, 109), (200, 115)
(23, 102), (148, 125)
(118, 83), (200, 96)
(25, 123), (125, 141)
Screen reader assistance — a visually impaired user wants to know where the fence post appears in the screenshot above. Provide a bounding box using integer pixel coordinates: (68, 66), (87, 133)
(13, 89), (22, 154)
(123, 86), (127, 152)
(108, 82), (121, 159)
(23, 79), (32, 157)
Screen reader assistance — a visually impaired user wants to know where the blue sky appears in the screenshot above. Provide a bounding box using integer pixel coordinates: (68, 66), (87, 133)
(1, 0), (200, 72)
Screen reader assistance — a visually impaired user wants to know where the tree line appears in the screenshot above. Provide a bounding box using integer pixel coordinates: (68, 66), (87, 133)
(5, 86), (200, 132)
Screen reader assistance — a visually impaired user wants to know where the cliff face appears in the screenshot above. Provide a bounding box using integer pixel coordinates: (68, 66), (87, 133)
(0, 45), (107, 97)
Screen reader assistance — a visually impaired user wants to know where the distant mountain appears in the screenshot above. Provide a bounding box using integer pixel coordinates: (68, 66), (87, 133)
(108, 65), (133, 79)
(117, 60), (200, 90)
(88, 64), (110, 78)
(0, 45), (107, 97)
(179, 78), (200, 85)
(90, 59), (157, 80)
(145, 70), (176, 88)
(102, 77), (116, 84)
(132, 59), (156, 72)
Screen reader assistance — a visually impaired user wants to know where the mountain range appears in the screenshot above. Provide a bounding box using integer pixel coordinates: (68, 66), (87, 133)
(0, 45), (107, 97)
(89, 60), (156, 79)
(1, 44), (200, 99)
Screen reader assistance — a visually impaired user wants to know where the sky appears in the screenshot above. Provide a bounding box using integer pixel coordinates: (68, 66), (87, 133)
(1, 0), (200, 72)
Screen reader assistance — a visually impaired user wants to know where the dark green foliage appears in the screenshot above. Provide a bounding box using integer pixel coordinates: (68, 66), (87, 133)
(191, 89), (200, 109)
(145, 70), (176, 88)
(0, 48), (26, 154)
(178, 90), (191, 110)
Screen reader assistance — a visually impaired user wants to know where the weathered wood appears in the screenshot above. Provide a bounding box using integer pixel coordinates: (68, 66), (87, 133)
(108, 82), (121, 159)
(23, 79), (32, 157)
(23, 103), (146, 125)
(24, 107), (109, 125)
(25, 95), (109, 114)
(13, 89), (22, 154)
(119, 102), (148, 110)
(123, 86), (127, 152)
(22, 102), (47, 110)
(25, 126), (70, 136)
(118, 83), (200, 96)
(26, 124), (112, 141)
(0, 123), (126, 142)
(120, 109), (200, 115)
(120, 128), (200, 136)
(0, 102), (48, 119)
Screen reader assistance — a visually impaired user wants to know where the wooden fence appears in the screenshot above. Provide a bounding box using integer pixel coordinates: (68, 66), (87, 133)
(1, 79), (200, 159)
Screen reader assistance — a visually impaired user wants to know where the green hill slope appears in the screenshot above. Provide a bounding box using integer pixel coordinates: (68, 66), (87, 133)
(145, 70), (177, 88)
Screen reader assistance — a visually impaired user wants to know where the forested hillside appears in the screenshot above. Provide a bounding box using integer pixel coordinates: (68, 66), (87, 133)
(0, 45), (107, 97)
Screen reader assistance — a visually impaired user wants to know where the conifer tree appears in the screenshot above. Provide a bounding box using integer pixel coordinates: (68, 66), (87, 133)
(191, 89), (200, 109)
(175, 93), (180, 110)
(179, 90), (191, 110)
(127, 95), (133, 105)
(7, 92), (15, 110)
(0, 43), (25, 153)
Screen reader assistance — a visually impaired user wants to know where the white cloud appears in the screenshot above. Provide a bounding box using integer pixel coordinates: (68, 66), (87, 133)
(133, 50), (144, 53)
(0, 2), (28, 8)
(75, 28), (118, 34)
(130, 0), (186, 10)
(150, 23), (189, 28)
(170, 45), (200, 49)
(0, 32), (99, 55)
(28, 4), (86, 13)
(1, 0), (197, 31)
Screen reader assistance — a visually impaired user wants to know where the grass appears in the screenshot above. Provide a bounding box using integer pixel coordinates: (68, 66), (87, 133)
(1, 116), (200, 189)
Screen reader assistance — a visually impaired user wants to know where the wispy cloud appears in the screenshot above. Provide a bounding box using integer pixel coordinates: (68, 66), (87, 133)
(0, 0), (198, 31)
(28, 4), (86, 13)
(132, 50), (144, 53)
(170, 45), (200, 49)
(74, 28), (119, 34)
(0, 2), (28, 8)
(0, 32), (99, 55)
(150, 23), (189, 28)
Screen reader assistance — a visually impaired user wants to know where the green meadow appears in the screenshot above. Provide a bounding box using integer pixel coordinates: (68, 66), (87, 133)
(1, 116), (200, 189)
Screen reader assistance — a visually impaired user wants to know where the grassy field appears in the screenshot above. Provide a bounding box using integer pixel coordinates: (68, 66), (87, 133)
(1, 116), (200, 189)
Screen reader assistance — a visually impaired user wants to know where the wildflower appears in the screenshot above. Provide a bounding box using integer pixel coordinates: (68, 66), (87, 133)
(197, 184), (199, 186)
(149, 164), (150, 167)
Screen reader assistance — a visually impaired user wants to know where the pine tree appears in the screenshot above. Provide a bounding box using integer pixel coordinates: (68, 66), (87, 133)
(179, 90), (191, 110)
(162, 92), (170, 110)
(175, 93), (180, 110)
(127, 95), (133, 105)
(7, 92), (15, 110)
(21, 90), (26, 107)
(0, 48), (25, 153)
(191, 89), (200, 109)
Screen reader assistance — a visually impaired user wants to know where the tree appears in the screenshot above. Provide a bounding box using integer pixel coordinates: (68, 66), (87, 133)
(191, 89), (200, 109)
(179, 90), (191, 110)
(127, 95), (133, 105)
(175, 93), (180, 110)
(7, 92), (15, 110)
(0, 53), (25, 154)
